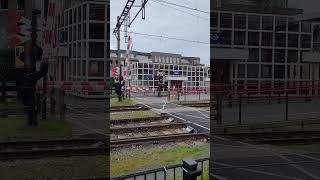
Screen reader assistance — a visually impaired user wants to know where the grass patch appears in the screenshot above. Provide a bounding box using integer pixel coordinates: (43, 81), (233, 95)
(111, 110), (160, 120)
(110, 98), (135, 107)
(0, 115), (73, 142)
(111, 143), (209, 177)
(0, 155), (107, 180)
(278, 143), (320, 153)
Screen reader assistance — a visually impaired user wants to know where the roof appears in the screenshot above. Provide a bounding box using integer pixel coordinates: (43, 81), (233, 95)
(295, 12), (320, 22)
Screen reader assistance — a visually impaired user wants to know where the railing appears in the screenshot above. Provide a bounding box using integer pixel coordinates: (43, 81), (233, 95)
(112, 158), (209, 180)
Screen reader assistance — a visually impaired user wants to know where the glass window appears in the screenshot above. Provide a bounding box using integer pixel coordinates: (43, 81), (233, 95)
(238, 64), (245, 78)
(89, 4), (105, 21)
(0, 0), (8, 9)
(247, 64), (259, 78)
(220, 13), (232, 28)
(262, 33), (273, 46)
(221, 30), (231, 44)
(248, 15), (260, 30)
(89, 23), (104, 39)
(288, 34), (299, 48)
(211, 12), (218, 28)
(234, 31), (246, 45)
(301, 64), (310, 79)
(275, 16), (287, 32)
(275, 33), (286, 47)
(274, 49), (285, 63)
(262, 16), (273, 30)
(89, 61), (104, 77)
(83, 4), (87, 21)
(287, 50), (298, 63)
(301, 22), (312, 33)
(288, 18), (299, 32)
(248, 32), (260, 46)
(261, 49), (272, 63)
(261, 65), (272, 78)
(249, 48), (259, 62)
(89, 42), (104, 58)
(274, 65), (285, 79)
(234, 14), (246, 29)
(301, 35), (311, 48)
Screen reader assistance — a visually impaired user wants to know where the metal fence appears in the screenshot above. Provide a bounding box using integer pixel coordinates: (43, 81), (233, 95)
(112, 158), (209, 180)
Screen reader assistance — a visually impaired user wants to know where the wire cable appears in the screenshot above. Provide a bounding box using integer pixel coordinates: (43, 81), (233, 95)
(120, 30), (209, 45)
(151, 0), (209, 21)
(150, 0), (209, 14)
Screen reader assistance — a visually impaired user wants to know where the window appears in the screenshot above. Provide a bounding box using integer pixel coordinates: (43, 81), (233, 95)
(262, 33), (273, 46)
(83, 5), (87, 21)
(89, 23), (104, 39)
(89, 61), (104, 77)
(275, 33), (286, 47)
(261, 49), (272, 63)
(234, 14), (246, 29)
(89, 4), (105, 21)
(234, 31), (246, 45)
(287, 50), (298, 63)
(275, 17), (287, 32)
(248, 15), (260, 30)
(288, 18), (299, 32)
(274, 65), (285, 79)
(220, 13), (232, 28)
(0, 0), (8, 9)
(238, 64), (246, 78)
(301, 35), (311, 48)
(221, 30), (231, 44)
(247, 64), (259, 78)
(288, 34), (299, 48)
(17, 0), (24, 10)
(211, 12), (218, 28)
(261, 65), (272, 78)
(262, 16), (273, 30)
(248, 32), (260, 46)
(287, 65), (297, 79)
(274, 49), (285, 63)
(301, 64), (310, 79)
(249, 48), (259, 62)
(89, 42), (104, 58)
(301, 22), (312, 33)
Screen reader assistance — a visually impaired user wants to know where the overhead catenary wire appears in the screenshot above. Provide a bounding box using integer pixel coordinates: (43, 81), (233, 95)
(150, 0), (209, 14)
(150, 0), (209, 21)
(120, 30), (209, 45)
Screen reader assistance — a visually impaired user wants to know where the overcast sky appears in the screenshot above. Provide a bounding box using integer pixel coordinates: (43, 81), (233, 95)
(110, 0), (210, 65)
(289, 0), (320, 13)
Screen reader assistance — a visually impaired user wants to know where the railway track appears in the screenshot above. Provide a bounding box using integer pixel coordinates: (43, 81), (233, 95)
(226, 131), (320, 145)
(0, 139), (107, 160)
(110, 105), (150, 112)
(111, 123), (186, 134)
(110, 116), (171, 126)
(111, 133), (207, 148)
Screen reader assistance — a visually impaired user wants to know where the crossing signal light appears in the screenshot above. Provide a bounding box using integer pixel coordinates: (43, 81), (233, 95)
(159, 75), (164, 84)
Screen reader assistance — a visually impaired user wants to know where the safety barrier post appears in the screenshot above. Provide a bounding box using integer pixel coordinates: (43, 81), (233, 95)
(268, 91), (271, 104)
(198, 89), (201, 101)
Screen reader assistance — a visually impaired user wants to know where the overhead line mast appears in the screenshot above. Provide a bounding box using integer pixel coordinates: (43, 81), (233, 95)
(113, 0), (150, 101)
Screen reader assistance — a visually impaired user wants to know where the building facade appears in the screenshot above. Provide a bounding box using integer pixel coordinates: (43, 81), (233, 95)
(211, 1), (320, 94)
(111, 50), (210, 91)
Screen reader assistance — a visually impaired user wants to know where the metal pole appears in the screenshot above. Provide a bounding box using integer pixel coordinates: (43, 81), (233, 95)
(239, 94), (242, 125)
(285, 91), (288, 121)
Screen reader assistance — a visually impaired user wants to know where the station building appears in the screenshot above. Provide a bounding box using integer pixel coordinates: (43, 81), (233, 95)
(110, 50), (210, 91)
(211, 0), (320, 95)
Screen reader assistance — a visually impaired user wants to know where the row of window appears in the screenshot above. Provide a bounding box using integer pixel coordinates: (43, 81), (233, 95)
(56, 3), (105, 28)
(215, 30), (312, 48)
(59, 22), (106, 43)
(236, 64), (310, 79)
(67, 60), (107, 77)
(68, 42), (105, 58)
(247, 49), (307, 63)
(131, 80), (206, 87)
(131, 63), (209, 72)
(211, 12), (312, 33)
